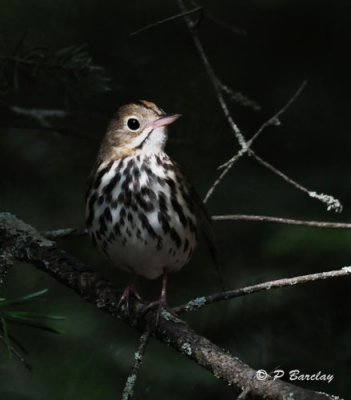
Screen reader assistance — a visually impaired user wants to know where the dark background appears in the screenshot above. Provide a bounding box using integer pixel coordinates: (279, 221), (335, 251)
(0, 0), (350, 399)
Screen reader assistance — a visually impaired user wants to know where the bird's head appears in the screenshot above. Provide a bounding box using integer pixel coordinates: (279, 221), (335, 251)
(99, 100), (181, 160)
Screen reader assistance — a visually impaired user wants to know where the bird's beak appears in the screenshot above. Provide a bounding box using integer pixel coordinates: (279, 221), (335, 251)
(150, 114), (181, 129)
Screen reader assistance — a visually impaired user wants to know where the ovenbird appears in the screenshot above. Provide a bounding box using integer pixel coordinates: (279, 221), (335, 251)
(85, 100), (215, 313)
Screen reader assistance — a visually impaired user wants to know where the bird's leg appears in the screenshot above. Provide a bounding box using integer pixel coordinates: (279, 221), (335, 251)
(159, 268), (168, 310)
(155, 268), (170, 324)
(142, 268), (171, 325)
(117, 277), (142, 313)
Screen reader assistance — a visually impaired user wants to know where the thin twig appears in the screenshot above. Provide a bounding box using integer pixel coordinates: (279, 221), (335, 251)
(174, 267), (351, 314)
(0, 333), (31, 370)
(0, 104), (105, 141)
(41, 212), (351, 243)
(11, 106), (68, 128)
(212, 214), (351, 228)
(251, 152), (343, 213)
(205, 12), (247, 36)
(0, 124), (99, 141)
(41, 227), (87, 240)
(247, 80), (307, 146)
(130, 7), (202, 36)
(189, 0), (247, 36)
(180, 0), (309, 206)
(178, 0), (342, 213)
(218, 79), (261, 111)
(218, 81), (308, 171)
(251, 151), (308, 192)
(236, 387), (250, 400)
(177, 0), (246, 148)
(204, 147), (245, 203)
(121, 329), (152, 400)
(204, 80), (305, 202)
(180, 0), (316, 207)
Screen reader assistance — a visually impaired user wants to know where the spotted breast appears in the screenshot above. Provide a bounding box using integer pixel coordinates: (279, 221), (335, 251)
(86, 152), (197, 279)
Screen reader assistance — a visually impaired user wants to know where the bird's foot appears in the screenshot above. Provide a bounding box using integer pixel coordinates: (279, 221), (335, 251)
(141, 269), (175, 326)
(141, 299), (168, 327)
(141, 290), (177, 327)
(117, 283), (142, 314)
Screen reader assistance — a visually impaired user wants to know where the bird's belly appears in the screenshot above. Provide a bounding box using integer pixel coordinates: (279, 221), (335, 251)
(107, 227), (194, 279)
(91, 209), (196, 279)
(86, 155), (198, 279)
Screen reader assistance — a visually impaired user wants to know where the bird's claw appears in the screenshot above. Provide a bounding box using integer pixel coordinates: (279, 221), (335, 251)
(117, 284), (142, 314)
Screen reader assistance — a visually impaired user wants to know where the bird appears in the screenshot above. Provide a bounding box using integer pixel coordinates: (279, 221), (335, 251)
(85, 100), (217, 317)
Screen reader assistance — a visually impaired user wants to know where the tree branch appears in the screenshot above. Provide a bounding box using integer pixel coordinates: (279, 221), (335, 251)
(247, 80), (307, 146)
(40, 212), (351, 244)
(0, 104), (105, 141)
(0, 123), (99, 141)
(0, 212), (341, 400)
(0, 332), (31, 370)
(130, 7), (202, 36)
(41, 227), (87, 240)
(175, 0), (342, 213)
(250, 152), (343, 213)
(174, 267), (351, 314)
(121, 328), (151, 400)
(176, 0), (246, 148)
(212, 214), (351, 229)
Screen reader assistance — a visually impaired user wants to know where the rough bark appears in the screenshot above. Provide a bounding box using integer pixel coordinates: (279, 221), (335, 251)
(0, 212), (342, 400)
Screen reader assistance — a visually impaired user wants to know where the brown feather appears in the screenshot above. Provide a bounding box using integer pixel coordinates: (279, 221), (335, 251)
(173, 164), (225, 289)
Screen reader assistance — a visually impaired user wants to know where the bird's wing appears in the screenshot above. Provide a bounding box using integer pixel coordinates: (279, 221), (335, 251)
(177, 167), (225, 290)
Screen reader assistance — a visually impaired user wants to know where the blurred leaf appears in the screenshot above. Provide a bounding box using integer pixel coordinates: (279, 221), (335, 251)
(0, 289), (65, 362)
(1, 317), (11, 358)
(0, 289), (48, 307)
(3, 317), (63, 335)
(2, 311), (65, 321)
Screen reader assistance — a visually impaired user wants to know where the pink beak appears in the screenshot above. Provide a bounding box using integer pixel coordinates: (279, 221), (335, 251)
(150, 114), (181, 129)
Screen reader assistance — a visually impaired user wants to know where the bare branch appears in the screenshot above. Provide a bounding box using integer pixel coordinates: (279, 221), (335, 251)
(0, 333), (31, 370)
(174, 267), (351, 314)
(130, 7), (202, 36)
(177, 0), (246, 148)
(212, 214), (351, 229)
(247, 80), (307, 146)
(236, 387), (250, 400)
(135, 0), (334, 215)
(189, 0), (247, 36)
(176, 0), (342, 214)
(218, 81), (308, 171)
(251, 152), (343, 213)
(0, 123), (99, 141)
(121, 329), (151, 400)
(178, 3), (324, 209)
(10, 106), (68, 128)
(41, 227), (87, 240)
(204, 12), (247, 36)
(41, 213), (351, 243)
(0, 212), (341, 400)
(204, 147), (246, 203)
(217, 79), (261, 111)
(0, 104), (104, 141)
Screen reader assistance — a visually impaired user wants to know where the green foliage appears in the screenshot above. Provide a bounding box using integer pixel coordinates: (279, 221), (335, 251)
(0, 289), (65, 366)
(0, 36), (110, 100)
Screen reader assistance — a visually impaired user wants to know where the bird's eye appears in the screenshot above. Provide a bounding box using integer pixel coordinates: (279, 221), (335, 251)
(127, 118), (140, 131)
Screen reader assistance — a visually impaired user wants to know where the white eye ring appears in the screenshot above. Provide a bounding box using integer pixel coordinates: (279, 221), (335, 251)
(126, 116), (140, 131)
